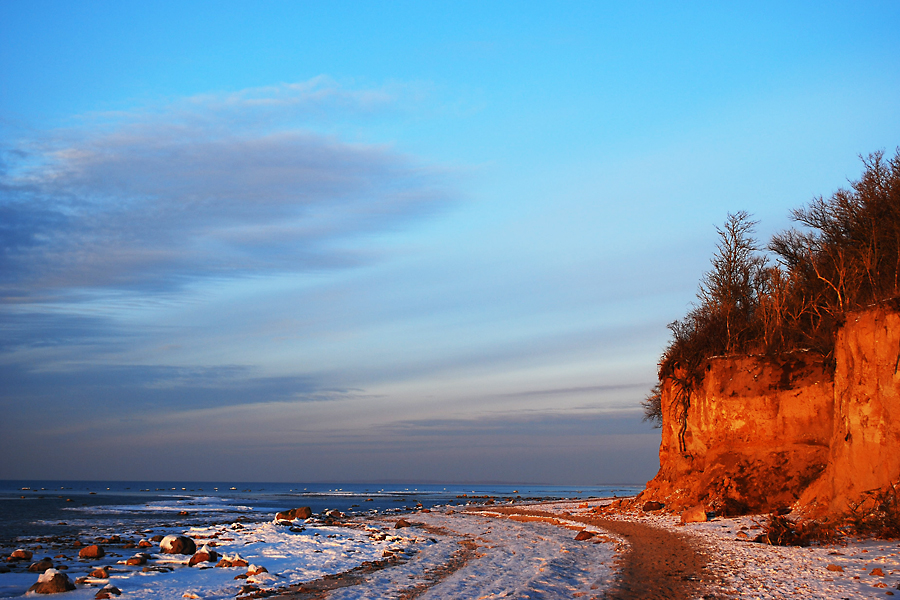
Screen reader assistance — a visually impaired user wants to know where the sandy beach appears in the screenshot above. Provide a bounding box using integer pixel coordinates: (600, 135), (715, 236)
(3, 496), (900, 599)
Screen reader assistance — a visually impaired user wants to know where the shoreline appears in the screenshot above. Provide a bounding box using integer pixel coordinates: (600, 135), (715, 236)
(2, 497), (899, 598)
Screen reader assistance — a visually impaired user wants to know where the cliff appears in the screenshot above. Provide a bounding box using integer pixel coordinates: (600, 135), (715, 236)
(640, 305), (900, 517)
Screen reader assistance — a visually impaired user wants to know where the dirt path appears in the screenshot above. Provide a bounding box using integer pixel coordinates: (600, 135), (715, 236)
(489, 508), (714, 600)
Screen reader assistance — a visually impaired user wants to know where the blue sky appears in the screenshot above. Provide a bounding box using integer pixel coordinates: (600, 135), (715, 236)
(2, 1), (898, 484)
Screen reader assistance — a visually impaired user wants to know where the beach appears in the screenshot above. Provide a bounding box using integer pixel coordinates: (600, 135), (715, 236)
(2, 486), (899, 599)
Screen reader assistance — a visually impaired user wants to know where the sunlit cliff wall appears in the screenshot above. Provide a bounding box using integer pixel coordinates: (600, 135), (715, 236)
(641, 305), (900, 516)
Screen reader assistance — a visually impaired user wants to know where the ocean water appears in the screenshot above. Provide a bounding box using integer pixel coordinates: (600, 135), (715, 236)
(0, 480), (640, 545)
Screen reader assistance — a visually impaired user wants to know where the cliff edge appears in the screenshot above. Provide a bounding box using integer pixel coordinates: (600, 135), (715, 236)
(639, 305), (900, 517)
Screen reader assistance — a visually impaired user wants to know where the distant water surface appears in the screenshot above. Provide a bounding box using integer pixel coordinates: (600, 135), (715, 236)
(0, 480), (640, 544)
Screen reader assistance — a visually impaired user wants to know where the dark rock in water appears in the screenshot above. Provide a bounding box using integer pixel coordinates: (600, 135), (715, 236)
(642, 501), (665, 512)
(79, 545), (105, 559)
(9, 549), (33, 562)
(29, 559), (54, 572)
(394, 519), (411, 529)
(90, 567), (109, 578)
(574, 530), (595, 541)
(160, 535), (196, 555)
(28, 569), (76, 594)
(275, 507), (312, 521)
(137, 540), (153, 548)
(150, 535), (164, 542)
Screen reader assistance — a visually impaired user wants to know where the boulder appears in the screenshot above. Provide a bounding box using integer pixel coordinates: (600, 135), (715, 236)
(79, 545), (105, 559)
(95, 584), (121, 599)
(150, 535), (164, 542)
(90, 567), (109, 578)
(9, 548), (33, 562)
(188, 544), (218, 567)
(826, 564), (844, 572)
(274, 507), (312, 521)
(574, 530), (595, 541)
(394, 519), (411, 529)
(137, 540), (153, 548)
(27, 569), (76, 594)
(680, 506), (708, 524)
(871, 567), (885, 577)
(159, 535), (195, 555)
(642, 501), (665, 512)
(28, 559), (54, 572)
(125, 553), (149, 566)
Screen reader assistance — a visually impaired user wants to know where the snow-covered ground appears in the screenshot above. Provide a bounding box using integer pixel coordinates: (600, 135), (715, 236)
(0, 505), (618, 599)
(3, 499), (899, 598)
(536, 500), (900, 599)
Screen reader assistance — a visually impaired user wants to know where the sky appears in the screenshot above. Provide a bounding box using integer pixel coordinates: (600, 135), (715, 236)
(1, 1), (898, 485)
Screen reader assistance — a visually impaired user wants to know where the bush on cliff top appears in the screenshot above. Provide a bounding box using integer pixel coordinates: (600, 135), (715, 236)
(644, 148), (900, 428)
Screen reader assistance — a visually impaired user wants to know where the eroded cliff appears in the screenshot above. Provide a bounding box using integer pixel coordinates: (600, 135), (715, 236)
(640, 305), (900, 517)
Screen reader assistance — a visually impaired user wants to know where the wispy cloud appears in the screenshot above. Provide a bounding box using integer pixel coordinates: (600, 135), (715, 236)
(0, 78), (451, 303)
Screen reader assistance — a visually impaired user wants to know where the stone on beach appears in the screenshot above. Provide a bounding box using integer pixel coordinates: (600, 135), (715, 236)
(394, 518), (411, 529)
(274, 507), (312, 521)
(642, 501), (665, 512)
(188, 544), (218, 566)
(27, 569), (76, 594)
(90, 567), (109, 578)
(125, 553), (149, 565)
(9, 548), (33, 561)
(79, 545), (105, 559)
(29, 558), (54, 572)
(574, 530), (595, 541)
(160, 535), (196, 555)
(826, 563), (844, 572)
(680, 506), (708, 523)
(94, 584), (121, 598)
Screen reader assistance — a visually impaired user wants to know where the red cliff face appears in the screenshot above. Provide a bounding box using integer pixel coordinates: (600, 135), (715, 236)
(798, 308), (900, 515)
(641, 306), (900, 517)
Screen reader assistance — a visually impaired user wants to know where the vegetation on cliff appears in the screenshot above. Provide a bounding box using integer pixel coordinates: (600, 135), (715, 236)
(644, 148), (900, 428)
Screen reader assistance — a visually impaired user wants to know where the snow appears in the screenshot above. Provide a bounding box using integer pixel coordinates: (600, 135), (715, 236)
(2, 499), (899, 598)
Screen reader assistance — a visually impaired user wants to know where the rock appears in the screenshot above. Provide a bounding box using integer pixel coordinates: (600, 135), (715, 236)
(247, 565), (268, 576)
(29, 559), (54, 572)
(736, 531), (749, 539)
(394, 519), (411, 529)
(9, 549), (33, 561)
(188, 544), (218, 567)
(274, 507), (312, 521)
(27, 569), (76, 594)
(0, 566), (9, 573)
(125, 553), (149, 565)
(574, 530), (595, 541)
(150, 535), (164, 542)
(642, 501), (665, 512)
(90, 567), (109, 578)
(94, 584), (121, 599)
(325, 509), (344, 519)
(871, 567), (885, 576)
(826, 564), (844, 572)
(680, 506), (708, 524)
(160, 535), (195, 555)
(137, 540), (153, 548)
(79, 545), (105, 559)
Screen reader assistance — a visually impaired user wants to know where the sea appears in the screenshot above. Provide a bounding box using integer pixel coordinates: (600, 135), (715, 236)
(0, 480), (640, 546)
